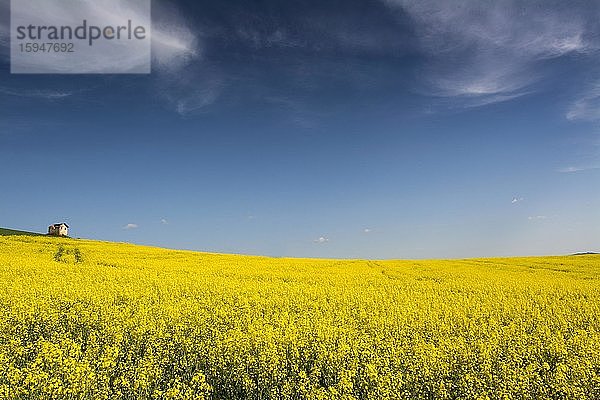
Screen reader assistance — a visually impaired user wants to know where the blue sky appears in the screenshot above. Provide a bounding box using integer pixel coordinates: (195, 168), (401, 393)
(0, 0), (599, 258)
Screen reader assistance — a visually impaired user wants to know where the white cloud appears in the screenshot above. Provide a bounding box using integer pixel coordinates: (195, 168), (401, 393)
(314, 236), (329, 244)
(559, 166), (584, 173)
(558, 166), (600, 173)
(511, 197), (523, 204)
(123, 223), (138, 230)
(363, 228), (372, 233)
(160, 218), (168, 225)
(383, 0), (596, 105)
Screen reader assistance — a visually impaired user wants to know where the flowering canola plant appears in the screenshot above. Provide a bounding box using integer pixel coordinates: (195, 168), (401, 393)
(0, 235), (599, 399)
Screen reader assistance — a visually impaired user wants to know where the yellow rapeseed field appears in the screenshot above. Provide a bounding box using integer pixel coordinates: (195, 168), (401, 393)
(0, 235), (599, 399)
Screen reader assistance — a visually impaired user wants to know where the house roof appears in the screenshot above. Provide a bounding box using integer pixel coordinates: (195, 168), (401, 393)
(51, 223), (69, 228)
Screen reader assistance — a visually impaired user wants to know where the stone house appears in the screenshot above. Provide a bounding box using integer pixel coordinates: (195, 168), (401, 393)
(48, 223), (69, 237)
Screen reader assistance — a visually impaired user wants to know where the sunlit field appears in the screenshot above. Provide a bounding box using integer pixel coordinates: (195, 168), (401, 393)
(0, 235), (599, 399)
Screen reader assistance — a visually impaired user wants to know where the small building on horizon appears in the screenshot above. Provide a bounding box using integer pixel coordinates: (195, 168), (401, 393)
(48, 223), (69, 237)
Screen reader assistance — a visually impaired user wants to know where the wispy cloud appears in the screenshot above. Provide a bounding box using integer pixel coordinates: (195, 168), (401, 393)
(236, 27), (303, 50)
(123, 223), (138, 230)
(0, 87), (74, 100)
(3, 0), (153, 73)
(511, 197), (523, 204)
(363, 228), (372, 233)
(163, 79), (223, 116)
(314, 236), (329, 244)
(0, 0), (204, 112)
(566, 83), (600, 122)
(2, 0), (198, 72)
(160, 218), (168, 225)
(229, 8), (408, 56)
(150, 2), (201, 73)
(144, 2), (215, 116)
(383, 0), (597, 105)
(0, 0), (8, 49)
(528, 215), (547, 221)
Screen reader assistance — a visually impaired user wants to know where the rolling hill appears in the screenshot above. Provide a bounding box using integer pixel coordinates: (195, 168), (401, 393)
(0, 235), (599, 398)
(0, 227), (43, 236)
